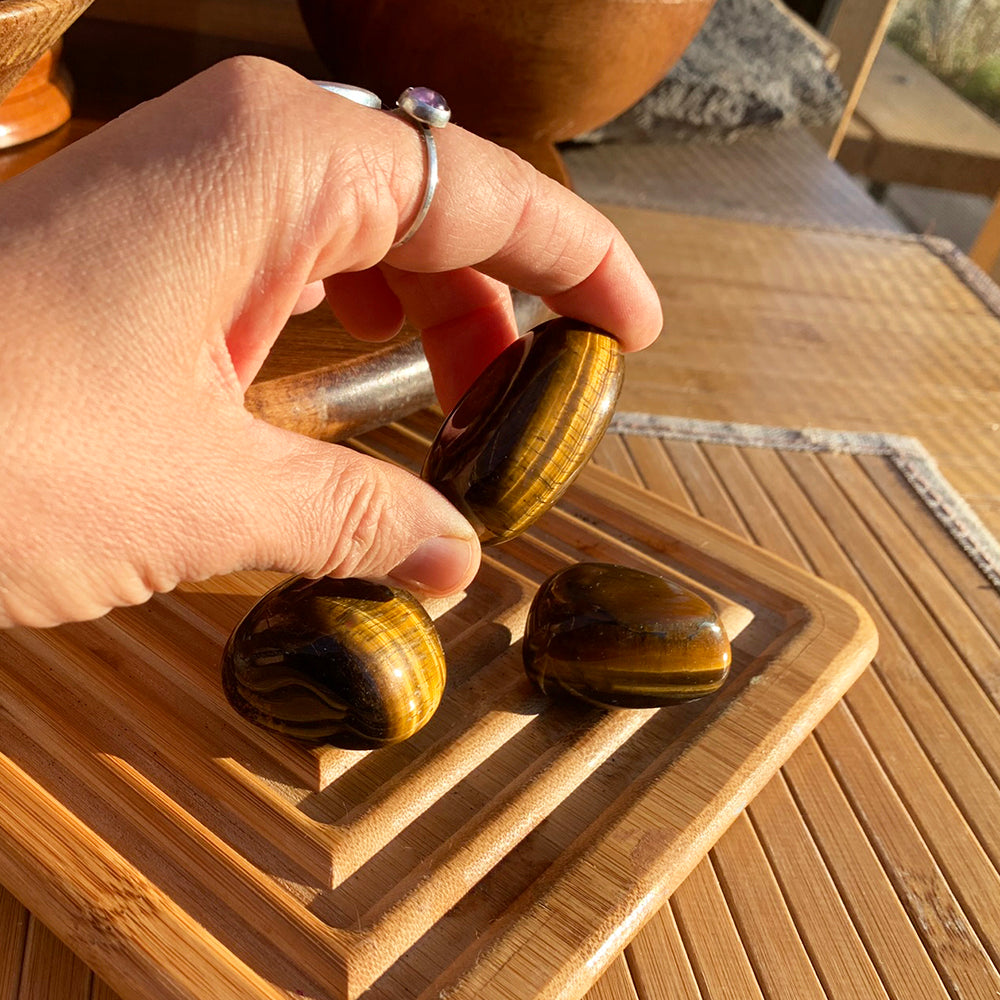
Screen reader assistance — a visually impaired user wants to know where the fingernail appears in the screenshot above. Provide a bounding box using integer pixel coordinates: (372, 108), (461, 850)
(389, 535), (479, 596)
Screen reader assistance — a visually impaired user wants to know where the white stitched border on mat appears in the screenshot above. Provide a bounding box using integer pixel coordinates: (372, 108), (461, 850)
(609, 412), (1000, 590)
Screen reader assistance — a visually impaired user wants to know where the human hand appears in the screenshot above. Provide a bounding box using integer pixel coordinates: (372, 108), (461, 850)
(0, 57), (662, 628)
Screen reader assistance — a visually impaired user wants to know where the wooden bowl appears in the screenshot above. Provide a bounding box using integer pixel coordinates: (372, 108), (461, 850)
(0, 0), (95, 148)
(0, 41), (71, 149)
(296, 0), (715, 184)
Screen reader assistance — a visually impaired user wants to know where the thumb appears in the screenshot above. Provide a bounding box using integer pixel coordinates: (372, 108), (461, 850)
(216, 419), (481, 597)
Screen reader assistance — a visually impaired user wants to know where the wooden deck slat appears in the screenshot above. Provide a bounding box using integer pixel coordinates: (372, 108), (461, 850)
(817, 453), (1000, 765)
(591, 435), (642, 483)
(622, 904), (702, 1000)
(849, 43), (1000, 197)
(709, 813), (827, 1000)
(818, 702), (1000, 984)
(853, 452), (1000, 678)
(653, 436), (1000, 1000)
(679, 440), (897, 1000)
(670, 860), (765, 1000)
(690, 444), (809, 565)
(777, 452), (1000, 858)
(842, 666), (1000, 920)
(16, 920), (91, 1000)
(782, 734), (951, 1000)
(662, 441), (749, 537)
(88, 981), (124, 1000)
(664, 436), (989, 997)
(581, 958), (641, 1000)
(747, 775), (892, 1000)
(0, 889), (27, 1000)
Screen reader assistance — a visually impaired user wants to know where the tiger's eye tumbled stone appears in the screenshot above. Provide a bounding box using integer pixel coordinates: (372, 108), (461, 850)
(221, 576), (445, 749)
(421, 317), (623, 546)
(523, 563), (731, 709)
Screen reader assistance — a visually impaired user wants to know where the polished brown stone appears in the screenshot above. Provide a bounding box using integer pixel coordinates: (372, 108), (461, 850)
(421, 317), (623, 546)
(221, 576), (446, 749)
(523, 562), (731, 709)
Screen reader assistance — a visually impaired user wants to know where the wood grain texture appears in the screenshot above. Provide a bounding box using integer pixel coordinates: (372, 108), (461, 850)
(970, 192), (1000, 278)
(596, 206), (1000, 542)
(17, 920), (91, 1000)
(4, 418), (1000, 1000)
(0, 0), (94, 102)
(296, 0), (713, 180)
(589, 425), (1000, 1000)
(2, 194), (999, 1000)
(845, 43), (1000, 196)
(0, 418), (874, 1000)
(579, 957), (639, 1000)
(816, 0), (899, 156)
(245, 335), (434, 444)
(0, 888), (27, 1000)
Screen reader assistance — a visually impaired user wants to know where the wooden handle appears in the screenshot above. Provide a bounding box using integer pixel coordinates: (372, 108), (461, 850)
(244, 336), (437, 442)
(245, 294), (549, 442)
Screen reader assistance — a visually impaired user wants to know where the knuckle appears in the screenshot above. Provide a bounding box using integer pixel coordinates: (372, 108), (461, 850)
(191, 58), (307, 164)
(493, 146), (540, 220)
(310, 461), (398, 579)
(0, 581), (108, 630)
(201, 56), (300, 114)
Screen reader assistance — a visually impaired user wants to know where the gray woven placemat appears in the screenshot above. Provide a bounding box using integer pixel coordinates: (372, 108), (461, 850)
(579, 0), (844, 143)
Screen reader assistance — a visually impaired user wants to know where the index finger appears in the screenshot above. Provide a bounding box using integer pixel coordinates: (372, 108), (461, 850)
(378, 118), (663, 353)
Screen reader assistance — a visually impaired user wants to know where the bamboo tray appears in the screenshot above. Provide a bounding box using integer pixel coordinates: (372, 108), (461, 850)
(0, 415), (877, 1000)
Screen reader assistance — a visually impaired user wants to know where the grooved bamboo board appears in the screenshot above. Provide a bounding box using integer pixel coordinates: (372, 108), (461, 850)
(0, 415), (875, 1000)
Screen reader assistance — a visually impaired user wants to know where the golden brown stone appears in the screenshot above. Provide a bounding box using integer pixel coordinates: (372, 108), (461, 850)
(523, 562), (731, 708)
(221, 576), (445, 749)
(421, 317), (623, 546)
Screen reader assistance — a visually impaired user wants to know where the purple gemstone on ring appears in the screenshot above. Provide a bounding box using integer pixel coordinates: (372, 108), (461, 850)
(397, 86), (451, 128)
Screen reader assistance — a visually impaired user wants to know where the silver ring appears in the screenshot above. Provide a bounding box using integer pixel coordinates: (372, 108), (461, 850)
(391, 87), (451, 248)
(311, 81), (382, 108)
(313, 82), (450, 249)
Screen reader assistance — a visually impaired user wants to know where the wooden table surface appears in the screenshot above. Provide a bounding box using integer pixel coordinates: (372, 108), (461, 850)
(589, 207), (1000, 1000)
(1, 186), (999, 996)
